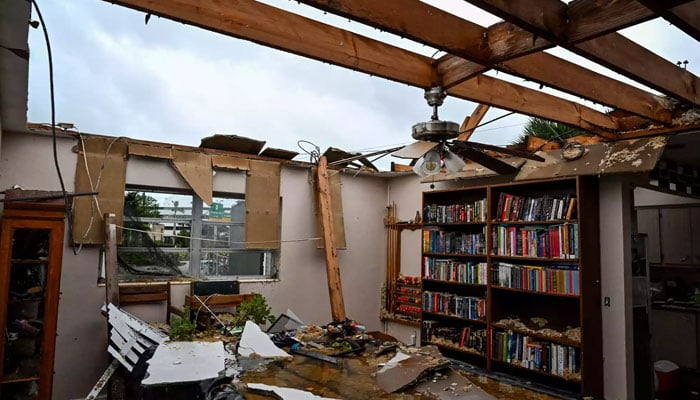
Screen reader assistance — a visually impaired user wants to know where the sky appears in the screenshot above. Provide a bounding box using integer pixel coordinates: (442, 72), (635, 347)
(26, 1), (700, 170)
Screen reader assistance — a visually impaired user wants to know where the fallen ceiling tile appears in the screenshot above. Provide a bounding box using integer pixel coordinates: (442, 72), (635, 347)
(260, 147), (299, 160)
(141, 341), (225, 386)
(238, 320), (292, 359)
(414, 368), (496, 400)
(246, 383), (339, 399)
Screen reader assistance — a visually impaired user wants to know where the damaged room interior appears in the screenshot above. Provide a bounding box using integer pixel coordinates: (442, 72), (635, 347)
(1, 1), (700, 399)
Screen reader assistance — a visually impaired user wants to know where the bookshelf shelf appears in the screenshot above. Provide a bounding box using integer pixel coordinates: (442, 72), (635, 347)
(424, 341), (486, 358)
(490, 255), (579, 262)
(422, 311), (486, 325)
(491, 323), (581, 348)
(422, 279), (487, 288)
(424, 252), (487, 258)
(419, 176), (602, 398)
(490, 359), (582, 384)
(491, 220), (576, 225)
(491, 285), (580, 299)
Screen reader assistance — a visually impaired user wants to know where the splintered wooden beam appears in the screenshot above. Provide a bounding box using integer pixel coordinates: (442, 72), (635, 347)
(296, 0), (672, 123)
(458, 104), (490, 141)
(316, 157), (346, 322)
(104, 0), (622, 132)
(469, 0), (700, 106)
(104, 213), (119, 307)
(637, 0), (700, 41)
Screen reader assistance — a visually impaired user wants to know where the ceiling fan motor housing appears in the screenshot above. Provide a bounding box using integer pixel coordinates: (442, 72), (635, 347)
(411, 120), (460, 141)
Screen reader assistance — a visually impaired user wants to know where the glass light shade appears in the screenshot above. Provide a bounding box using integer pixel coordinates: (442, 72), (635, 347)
(421, 149), (442, 175)
(443, 150), (467, 174)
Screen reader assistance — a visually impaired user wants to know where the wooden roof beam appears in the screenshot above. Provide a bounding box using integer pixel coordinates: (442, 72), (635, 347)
(637, 0), (700, 41)
(104, 0), (618, 134)
(296, 0), (673, 123)
(467, 0), (700, 106)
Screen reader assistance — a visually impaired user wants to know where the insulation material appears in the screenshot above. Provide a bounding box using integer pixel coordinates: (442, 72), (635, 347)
(311, 169), (348, 250)
(128, 143), (173, 159)
(245, 160), (281, 249)
(171, 149), (213, 205)
(73, 137), (127, 244)
(211, 155), (251, 171)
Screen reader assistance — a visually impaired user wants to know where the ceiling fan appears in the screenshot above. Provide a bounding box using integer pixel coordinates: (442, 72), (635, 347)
(391, 87), (545, 176)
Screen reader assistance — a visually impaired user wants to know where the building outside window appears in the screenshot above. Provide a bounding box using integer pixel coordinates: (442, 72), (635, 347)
(117, 189), (276, 280)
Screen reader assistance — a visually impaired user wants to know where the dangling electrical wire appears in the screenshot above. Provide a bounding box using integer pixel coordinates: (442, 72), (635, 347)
(297, 140), (321, 164)
(31, 0), (79, 255)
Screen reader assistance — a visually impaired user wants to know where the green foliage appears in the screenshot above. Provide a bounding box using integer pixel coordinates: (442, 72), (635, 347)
(169, 307), (196, 341)
(511, 117), (585, 147)
(232, 294), (275, 327)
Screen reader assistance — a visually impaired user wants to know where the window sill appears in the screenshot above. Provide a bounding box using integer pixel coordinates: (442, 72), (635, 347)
(97, 277), (280, 287)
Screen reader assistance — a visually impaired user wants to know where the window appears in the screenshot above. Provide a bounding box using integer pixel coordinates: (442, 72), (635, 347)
(117, 189), (276, 280)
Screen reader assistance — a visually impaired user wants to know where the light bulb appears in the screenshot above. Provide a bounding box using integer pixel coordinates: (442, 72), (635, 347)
(421, 149), (442, 175)
(443, 150), (467, 174)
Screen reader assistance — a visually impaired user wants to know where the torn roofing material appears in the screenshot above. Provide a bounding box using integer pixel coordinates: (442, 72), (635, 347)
(422, 136), (668, 183)
(141, 341), (226, 386)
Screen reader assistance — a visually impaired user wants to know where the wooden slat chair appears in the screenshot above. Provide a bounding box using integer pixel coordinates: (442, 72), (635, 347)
(171, 291), (256, 329)
(118, 282), (171, 322)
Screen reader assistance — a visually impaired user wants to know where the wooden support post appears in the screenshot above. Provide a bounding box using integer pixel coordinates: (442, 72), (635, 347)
(316, 157), (347, 322)
(104, 213), (119, 307)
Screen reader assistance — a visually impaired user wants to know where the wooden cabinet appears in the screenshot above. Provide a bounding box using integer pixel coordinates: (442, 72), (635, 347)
(636, 206), (700, 266)
(637, 209), (661, 264)
(0, 197), (65, 400)
(650, 308), (698, 369)
(419, 177), (602, 398)
(659, 208), (692, 264)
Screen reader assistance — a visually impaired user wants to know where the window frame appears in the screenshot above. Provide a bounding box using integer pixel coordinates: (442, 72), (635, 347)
(116, 186), (277, 281)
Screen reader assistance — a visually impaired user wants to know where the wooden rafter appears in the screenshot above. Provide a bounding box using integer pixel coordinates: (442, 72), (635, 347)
(458, 104), (490, 141)
(104, 0), (620, 134)
(637, 0), (700, 41)
(466, 0), (700, 106)
(296, 0), (672, 123)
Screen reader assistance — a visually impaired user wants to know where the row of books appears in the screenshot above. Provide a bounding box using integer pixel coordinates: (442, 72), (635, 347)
(491, 262), (580, 295)
(422, 290), (486, 321)
(424, 199), (487, 223)
(423, 258), (487, 285)
(423, 229), (486, 255)
(491, 224), (578, 259)
(422, 321), (487, 354)
(396, 304), (421, 315)
(495, 192), (576, 222)
(492, 330), (580, 378)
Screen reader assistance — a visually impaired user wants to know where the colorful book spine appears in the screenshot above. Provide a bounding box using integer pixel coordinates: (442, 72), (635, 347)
(423, 228), (486, 255)
(490, 262), (580, 295)
(422, 291), (486, 321)
(424, 198), (487, 223)
(491, 330), (580, 379)
(423, 258), (487, 284)
(495, 192), (577, 222)
(491, 223), (578, 259)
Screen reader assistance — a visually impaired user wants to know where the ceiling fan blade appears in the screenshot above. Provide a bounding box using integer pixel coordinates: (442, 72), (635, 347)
(457, 141), (545, 162)
(450, 143), (520, 175)
(327, 146), (402, 166)
(391, 141), (439, 159)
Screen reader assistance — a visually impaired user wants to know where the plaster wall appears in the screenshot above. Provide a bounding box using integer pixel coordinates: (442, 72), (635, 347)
(0, 131), (389, 399)
(599, 176), (635, 400)
(634, 186), (700, 206)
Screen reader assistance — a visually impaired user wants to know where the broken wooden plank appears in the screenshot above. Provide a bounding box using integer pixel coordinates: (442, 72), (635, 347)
(85, 359), (120, 400)
(316, 157), (346, 322)
(458, 104), (491, 141)
(104, 213), (119, 307)
(200, 134), (266, 155)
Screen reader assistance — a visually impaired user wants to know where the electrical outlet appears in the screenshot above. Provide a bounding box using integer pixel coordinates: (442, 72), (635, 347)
(604, 297), (611, 307)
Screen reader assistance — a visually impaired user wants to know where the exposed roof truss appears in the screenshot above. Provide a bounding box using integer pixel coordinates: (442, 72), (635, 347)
(103, 0), (700, 139)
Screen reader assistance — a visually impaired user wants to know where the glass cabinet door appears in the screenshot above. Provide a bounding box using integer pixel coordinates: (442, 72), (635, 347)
(1, 228), (51, 399)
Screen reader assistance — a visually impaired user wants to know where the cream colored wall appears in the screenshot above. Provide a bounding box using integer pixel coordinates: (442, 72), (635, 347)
(600, 176), (635, 400)
(0, 131), (389, 399)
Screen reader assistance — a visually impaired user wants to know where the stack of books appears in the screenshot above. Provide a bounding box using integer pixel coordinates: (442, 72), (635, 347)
(422, 290), (486, 321)
(491, 262), (579, 295)
(423, 229), (486, 254)
(424, 198), (487, 223)
(423, 258), (487, 284)
(422, 320), (487, 354)
(491, 224), (578, 258)
(492, 330), (580, 379)
(495, 193), (576, 222)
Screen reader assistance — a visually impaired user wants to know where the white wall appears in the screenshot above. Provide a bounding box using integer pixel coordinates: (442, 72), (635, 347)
(599, 176), (635, 400)
(634, 186), (700, 207)
(0, 131), (390, 399)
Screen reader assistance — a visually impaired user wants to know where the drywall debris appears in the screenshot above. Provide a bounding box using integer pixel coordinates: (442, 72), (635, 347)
(142, 341), (225, 386)
(238, 321), (292, 358)
(246, 383), (339, 399)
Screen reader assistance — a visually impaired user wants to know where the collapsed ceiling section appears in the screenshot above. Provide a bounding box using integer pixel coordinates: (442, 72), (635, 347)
(104, 0), (700, 140)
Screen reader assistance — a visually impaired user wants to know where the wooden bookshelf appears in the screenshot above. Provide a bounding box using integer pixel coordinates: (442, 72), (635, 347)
(419, 177), (602, 398)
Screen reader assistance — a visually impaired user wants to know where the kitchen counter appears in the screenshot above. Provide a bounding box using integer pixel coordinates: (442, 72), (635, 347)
(652, 301), (700, 313)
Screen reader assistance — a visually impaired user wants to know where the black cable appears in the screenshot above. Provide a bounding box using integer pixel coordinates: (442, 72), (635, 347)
(31, 0), (78, 255)
(459, 111), (515, 134)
